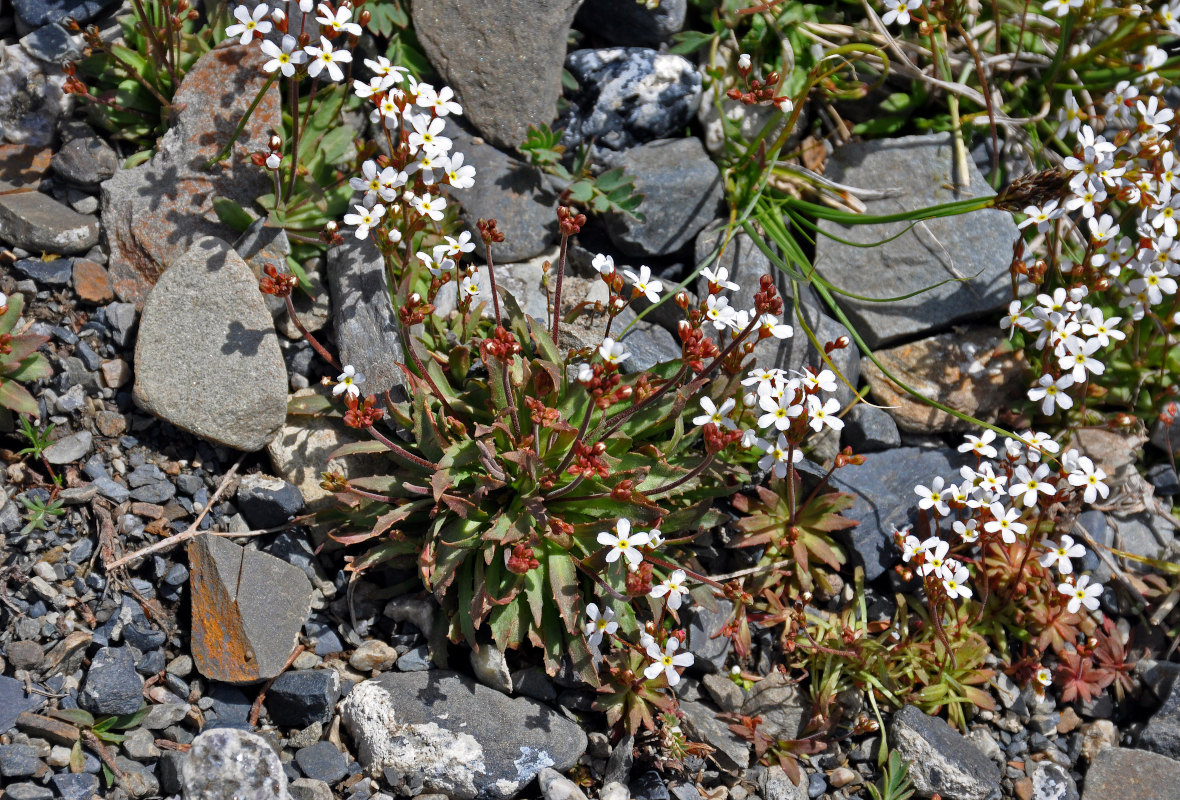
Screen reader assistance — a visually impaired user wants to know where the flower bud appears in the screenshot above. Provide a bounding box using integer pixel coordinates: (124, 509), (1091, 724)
(269, 134), (282, 151)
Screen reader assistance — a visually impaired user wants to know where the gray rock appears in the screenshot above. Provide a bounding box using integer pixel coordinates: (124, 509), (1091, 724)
(825, 446), (969, 580)
(0, 44), (72, 148)
(236, 473), (305, 529)
(50, 772), (100, 800)
(451, 126), (557, 263)
(182, 728), (290, 800)
(14, 257), (73, 285)
(188, 533), (314, 684)
(685, 599), (732, 674)
(1082, 747), (1180, 800)
(326, 237), (408, 399)
(740, 673), (805, 740)
(563, 49), (702, 151)
(700, 673), (744, 713)
(79, 646), (144, 717)
(295, 741), (348, 784)
(815, 133), (1019, 348)
(604, 138), (722, 257)
(12, 0), (119, 27)
(412, 0), (582, 151)
(123, 727), (162, 760)
(396, 645), (432, 671)
(350, 640), (399, 673)
(4, 784), (54, 800)
(105, 301), (138, 348)
(19, 23), (82, 63)
(0, 744), (41, 777)
(340, 670), (587, 800)
(842, 404), (901, 453)
(1031, 761), (1078, 800)
(43, 430), (92, 464)
(575, 0), (686, 46)
(93, 476), (130, 503)
(0, 192), (98, 254)
(132, 237), (288, 452)
(266, 669), (341, 728)
(470, 641), (513, 694)
(758, 764), (808, 800)
(678, 699), (749, 773)
(889, 705), (1000, 800)
(289, 778), (334, 800)
(539, 767), (589, 800)
(51, 136), (118, 188)
(1141, 674), (1180, 759)
(141, 702), (190, 730)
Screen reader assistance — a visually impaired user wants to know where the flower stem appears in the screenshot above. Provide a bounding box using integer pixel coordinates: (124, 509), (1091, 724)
(366, 424), (437, 472)
(550, 232), (570, 344)
(285, 294), (340, 371)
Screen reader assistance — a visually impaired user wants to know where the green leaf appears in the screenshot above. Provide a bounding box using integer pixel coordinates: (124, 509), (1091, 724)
(0, 379), (39, 416)
(213, 198), (256, 232)
(51, 708), (95, 727)
(108, 706), (150, 730)
(546, 543), (580, 636)
(7, 353), (53, 382)
(668, 29), (717, 56)
(0, 293), (24, 335)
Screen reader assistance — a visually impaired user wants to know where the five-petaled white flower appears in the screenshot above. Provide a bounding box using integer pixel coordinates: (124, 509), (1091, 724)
(226, 3), (272, 44)
(915, 476), (950, 516)
(1040, 534), (1086, 574)
(701, 265), (739, 291)
(985, 502), (1027, 543)
(343, 203), (385, 239)
(316, 2), (362, 36)
(460, 273), (481, 299)
(942, 563), (972, 600)
(643, 637), (694, 686)
(597, 519), (650, 567)
(333, 365), (364, 398)
(305, 36), (352, 82)
(412, 192), (446, 221)
(624, 265), (663, 303)
(583, 603), (617, 649)
(260, 34), (307, 76)
(1058, 574), (1103, 613)
(693, 396), (737, 430)
(958, 429), (998, 459)
(1036, 667), (1053, 687)
(1067, 456), (1109, 503)
(1028, 372), (1075, 415)
(651, 569), (690, 610)
(442, 153), (476, 190)
(806, 395), (844, 432)
(599, 337), (630, 365)
(1009, 464), (1056, 508)
(881, 0), (922, 26)
(592, 253), (616, 276)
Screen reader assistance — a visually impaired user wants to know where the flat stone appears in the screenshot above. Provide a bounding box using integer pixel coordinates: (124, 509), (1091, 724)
(685, 599), (732, 674)
(100, 360), (132, 390)
(188, 533), (314, 684)
(79, 646), (144, 717)
(4, 784), (54, 800)
(0, 743), (41, 777)
(101, 43), (280, 304)
(294, 741), (348, 784)
(51, 136), (118, 188)
(182, 728), (290, 800)
(412, 0), (582, 151)
(862, 329), (1026, 433)
(19, 23), (83, 63)
(0, 45), (72, 148)
(826, 447), (970, 580)
(758, 765), (808, 800)
(14, 257), (73, 284)
(841, 404), (901, 453)
(563, 49), (702, 151)
(604, 138), (722, 257)
(7, 640), (43, 670)
(326, 237), (408, 400)
(574, 0), (685, 46)
(889, 705), (1000, 800)
(539, 767), (590, 800)
(44, 430), (92, 464)
(236, 473), (305, 529)
(265, 669), (341, 727)
(349, 640), (399, 673)
(340, 670), (587, 800)
(50, 772), (100, 800)
(739, 673), (805, 740)
(0, 192), (98, 254)
(0, 144), (53, 191)
(12, 0), (120, 27)
(678, 699), (749, 773)
(1082, 747), (1180, 800)
(73, 258), (115, 303)
(132, 236), (288, 452)
(815, 133), (1019, 348)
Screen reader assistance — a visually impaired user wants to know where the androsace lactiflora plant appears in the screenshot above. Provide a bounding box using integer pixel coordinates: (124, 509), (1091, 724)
(231, 0), (855, 731)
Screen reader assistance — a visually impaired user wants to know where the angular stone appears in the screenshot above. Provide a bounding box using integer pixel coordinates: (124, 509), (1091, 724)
(51, 136), (118, 188)
(188, 533), (313, 684)
(605, 138), (722, 257)
(0, 45), (72, 149)
(44, 430), (92, 464)
(678, 699), (749, 773)
(78, 646), (144, 717)
(14, 257), (73, 285)
(1141, 671), (1180, 759)
(861, 329), (1026, 433)
(182, 728), (290, 800)
(826, 447), (970, 580)
(132, 237), (288, 452)
(340, 670), (587, 800)
(841, 403), (900, 453)
(325, 237), (407, 399)
(739, 673), (805, 740)
(101, 44), (280, 304)
(412, 0), (582, 151)
(266, 669), (340, 727)
(73, 258), (115, 304)
(1082, 747), (1180, 800)
(0, 191), (98, 255)
(889, 705), (1000, 800)
(816, 133), (1020, 348)
(236, 473), (305, 529)
(0, 144), (53, 192)
(19, 23), (83, 63)
(574, 0), (686, 46)
(12, 0), (120, 27)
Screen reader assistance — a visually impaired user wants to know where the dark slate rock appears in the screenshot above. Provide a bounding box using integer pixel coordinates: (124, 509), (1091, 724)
(0, 744), (41, 777)
(826, 447), (970, 580)
(236, 473), (305, 529)
(326, 237), (409, 399)
(93, 476), (130, 504)
(12, 0), (119, 26)
(1148, 463), (1180, 496)
(50, 772), (100, 800)
(1082, 747), (1180, 800)
(158, 750), (186, 794)
(842, 404), (901, 453)
(79, 646), (144, 716)
(0, 193), (98, 255)
(130, 480), (176, 504)
(207, 683), (253, 725)
(685, 599), (733, 674)
(815, 133), (1019, 348)
(890, 705), (999, 800)
(603, 138), (722, 257)
(1141, 675), (1180, 759)
(122, 619), (166, 651)
(15, 257), (73, 286)
(678, 699), (749, 773)
(340, 670), (587, 800)
(562, 49), (702, 151)
(295, 741), (349, 784)
(51, 136), (119, 189)
(19, 23), (82, 62)
(412, 0), (581, 151)
(575, 0), (686, 46)
(630, 770), (669, 800)
(104, 301), (138, 348)
(396, 645), (432, 671)
(266, 669), (341, 727)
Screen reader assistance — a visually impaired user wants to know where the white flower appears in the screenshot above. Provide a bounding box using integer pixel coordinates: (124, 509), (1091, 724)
(363, 56), (407, 83)
(900, 534), (924, 562)
(800, 369), (837, 394)
(333, 365), (364, 398)
(1040, 534), (1086, 574)
(1009, 464), (1055, 508)
(592, 253), (616, 276)
(599, 337), (630, 365)
(444, 230), (475, 256)
(953, 519), (980, 543)
(584, 603), (618, 649)
(757, 392), (801, 431)
(408, 114), (451, 157)
(442, 153), (476, 190)
(1067, 456), (1109, 504)
(305, 36), (351, 82)
(704, 295), (739, 331)
(624, 265), (664, 303)
(942, 563), (972, 600)
(651, 569), (690, 610)
(1036, 667), (1053, 687)
(881, 0), (922, 25)
(416, 248), (454, 278)
(460, 273), (481, 299)
(643, 638), (694, 685)
(260, 34), (306, 76)
(919, 538), (950, 578)
(806, 395), (844, 432)
(1028, 372), (1075, 415)
(1058, 575), (1103, 613)
(701, 265), (739, 291)
(411, 193), (446, 221)
(694, 397), (737, 430)
(755, 433), (801, 479)
(758, 314), (793, 340)
(915, 477), (950, 516)
(1042, 0), (1082, 17)
(225, 3), (272, 44)
(737, 53), (751, 71)
(315, 2), (362, 36)
(577, 363), (594, 383)
(958, 429), (998, 459)
(1019, 200), (1062, 232)
(417, 84), (463, 116)
(985, 503), (1027, 543)
(1020, 431), (1060, 463)
(343, 203), (385, 239)
(597, 519), (649, 567)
